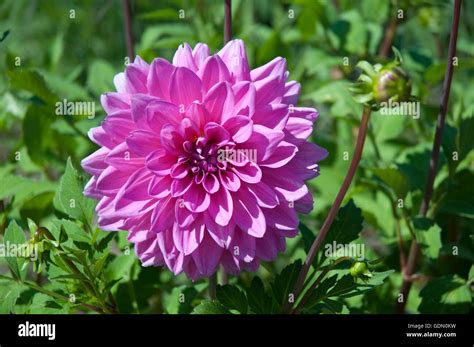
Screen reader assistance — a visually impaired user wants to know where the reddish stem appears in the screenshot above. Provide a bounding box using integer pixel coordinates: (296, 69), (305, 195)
(396, 0), (462, 314)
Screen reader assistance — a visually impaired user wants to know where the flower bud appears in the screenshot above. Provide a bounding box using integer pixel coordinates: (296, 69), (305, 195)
(350, 261), (372, 281)
(350, 49), (412, 109)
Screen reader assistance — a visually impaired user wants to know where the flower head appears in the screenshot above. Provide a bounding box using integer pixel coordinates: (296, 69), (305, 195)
(82, 40), (327, 279)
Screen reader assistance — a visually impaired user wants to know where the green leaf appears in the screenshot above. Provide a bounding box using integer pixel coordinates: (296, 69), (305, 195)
(216, 284), (248, 314)
(459, 116), (474, 161)
(435, 170), (474, 218)
(192, 300), (231, 314)
(418, 275), (471, 314)
(53, 158), (96, 225)
(166, 286), (199, 314)
(0, 283), (22, 313)
(86, 60), (116, 96)
(414, 222), (442, 260)
(7, 68), (58, 105)
(299, 222), (315, 254)
(3, 221), (28, 281)
(271, 260), (302, 308)
(246, 277), (275, 314)
(319, 200), (363, 265)
(371, 167), (409, 198)
(303, 274), (338, 309)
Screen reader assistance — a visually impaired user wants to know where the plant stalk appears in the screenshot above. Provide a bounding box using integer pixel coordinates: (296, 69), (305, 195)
(396, 0), (462, 313)
(285, 106), (372, 313)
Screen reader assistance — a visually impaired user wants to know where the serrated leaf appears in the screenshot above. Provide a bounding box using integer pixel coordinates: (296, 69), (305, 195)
(216, 284), (248, 314)
(418, 275), (471, 314)
(192, 300), (231, 314)
(3, 221), (28, 281)
(7, 68), (58, 105)
(166, 286), (199, 314)
(53, 158), (95, 225)
(246, 277), (275, 314)
(319, 200), (363, 265)
(271, 260), (302, 308)
(371, 167), (409, 198)
(299, 222), (315, 254)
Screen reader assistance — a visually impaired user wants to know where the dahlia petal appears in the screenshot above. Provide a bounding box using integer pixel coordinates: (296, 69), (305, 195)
(217, 39), (250, 82)
(264, 202), (299, 231)
(204, 212), (234, 247)
(229, 229), (256, 262)
(148, 175), (172, 198)
(183, 184), (211, 213)
(81, 147), (109, 176)
(232, 160), (262, 184)
(260, 141), (298, 168)
(191, 233), (224, 277)
(203, 82), (235, 123)
(254, 74), (285, 106)
(233, 192), (266, 238)
(250, 57), (286, 82)
(88, 126), (117, 149)
(199, 55), (231, 92)
(146, 149), (176, 176)
(239, 124), (284, 161)
(160, 124), (184, 155)
(105, 142), (143, 171)
(185, 102), (211, 130)
(175, 201), (197, 228)
(223, 116), (253, 143)
(285, 117), (313, 140)
(125, 65), (148, 94)
(172, 43), (198, 72)
(146, 100), (182, 133)
(203, 173), (220, 194)
(147, 58), (175, 100)
(247, 181), (279, 208)
(252, 103), (289, 130)
(208, 186), (233, 226)
(170, 162), (189, 179)
(219, 170), (241, 192)
(96, 166), (131, 193)
(117, 167), (153, 203)
(131, 94), (158, 129)
(101, 92), (131, 114)
(171, 174), (194, 197)
(169, 67), (202, 106)
(192, 43), (210, 69)
(232, 81), (256, 118)
(102, 111), (135, 142)
(173, 222), (204, 255)
(255, 229), (280, 261)
(204, 122), (230, 146)
(282, 81), (301, 105)
(126, 130), (160, 157)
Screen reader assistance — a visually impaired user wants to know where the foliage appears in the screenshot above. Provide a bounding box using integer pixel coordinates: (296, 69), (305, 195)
(0, 0), (473, 314)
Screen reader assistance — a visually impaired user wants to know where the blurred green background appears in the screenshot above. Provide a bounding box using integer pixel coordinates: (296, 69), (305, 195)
(0, 0), (473, 314)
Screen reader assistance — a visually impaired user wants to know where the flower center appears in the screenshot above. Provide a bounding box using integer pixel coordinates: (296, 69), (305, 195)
(183, 137), (226, 173)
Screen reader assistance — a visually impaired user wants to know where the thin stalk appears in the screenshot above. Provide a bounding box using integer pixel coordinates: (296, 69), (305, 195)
(292, 257), (350, 314)
(122, 0), (135, 59)
(224, 0), (232, 44)
(285, 106), (372, 313)
(208, 272), (217, 299)
(397, 0), (462, 314)
(23, 280), (105, 313)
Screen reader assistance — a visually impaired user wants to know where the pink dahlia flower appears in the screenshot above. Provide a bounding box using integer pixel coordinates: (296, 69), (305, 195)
(82, 40), (327, 280)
